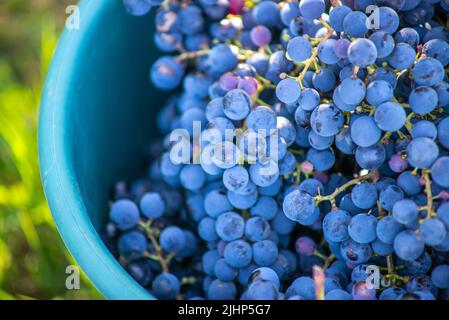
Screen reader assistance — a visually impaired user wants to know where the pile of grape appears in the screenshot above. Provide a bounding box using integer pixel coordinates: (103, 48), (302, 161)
(104, 0), (449, 300)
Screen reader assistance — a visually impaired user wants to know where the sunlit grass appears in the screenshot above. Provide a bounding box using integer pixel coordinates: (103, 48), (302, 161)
(0, 0), (101, 299)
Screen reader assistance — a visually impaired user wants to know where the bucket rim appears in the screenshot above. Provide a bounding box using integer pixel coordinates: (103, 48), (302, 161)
(38, 0), (153, 300)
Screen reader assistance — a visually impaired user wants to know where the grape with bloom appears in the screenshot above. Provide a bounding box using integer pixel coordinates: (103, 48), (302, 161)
(106, 0), (449, 300)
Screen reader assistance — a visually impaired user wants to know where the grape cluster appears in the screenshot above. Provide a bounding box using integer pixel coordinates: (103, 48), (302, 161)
(106, 0), (449, 300)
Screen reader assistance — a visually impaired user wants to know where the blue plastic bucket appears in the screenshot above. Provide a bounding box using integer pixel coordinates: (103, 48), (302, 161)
(38, 0), (165, 299)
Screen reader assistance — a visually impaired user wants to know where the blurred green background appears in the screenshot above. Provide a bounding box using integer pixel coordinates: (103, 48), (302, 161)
(0, 0), (101, 299)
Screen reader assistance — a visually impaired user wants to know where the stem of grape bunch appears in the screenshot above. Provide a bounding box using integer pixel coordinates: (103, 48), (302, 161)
(404, 112), (416, 135)
(383, 257), (406, 287)
(386, 255), (395, 275)
(256, 74), (275, 89)
(181, 276), (197, 286)
(177, 49), (210, 62)
(296, 19), (335, 88)
(422, 170), (436, 219)
(141, 220), (174, 273)
(315, 172), (377, 208)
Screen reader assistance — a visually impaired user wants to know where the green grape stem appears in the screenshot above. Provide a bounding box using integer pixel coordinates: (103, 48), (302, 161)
(288, 148), (305, 156)
(314, 250), (327, 260)
(255, 97), (271, 107)
(396, 130), (407, 140)
(383, 255), (405, 287)
(141, 220), (174, 273)
(315, 172), (377, 207)
(314, 250), (335, 270)
(422, 170), (436, 219)
(377, 201), (385, 217)
(177, 49), (210, 62)
(293, 163), (302, 185)
(381, 131), (392, 144)
(384, 274), (408, 287)
(181, 276), (197, 286)
(296, 19), (335, 88)
(256, 75), (275, 89)
(386, 255), (395, 276)
(404, 112), (415, 135)
(323, 254), (335, 270)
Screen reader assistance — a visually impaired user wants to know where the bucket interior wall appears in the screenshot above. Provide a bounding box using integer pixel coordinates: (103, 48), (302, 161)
(67, 3), (165, 230)
(40, 0), (173, 299)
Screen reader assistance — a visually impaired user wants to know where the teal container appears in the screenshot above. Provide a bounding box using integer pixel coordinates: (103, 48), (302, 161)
(38, 0), (166, 299)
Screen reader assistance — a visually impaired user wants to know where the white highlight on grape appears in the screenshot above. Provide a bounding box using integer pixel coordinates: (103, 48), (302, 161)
(168, 121), (279, 177)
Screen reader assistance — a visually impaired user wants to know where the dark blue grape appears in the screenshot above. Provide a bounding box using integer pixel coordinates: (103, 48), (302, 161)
(376, 216), (403, 244)
(224, 239), (253, 268)
(123, 0), (152, 16)
(423, 39), (449, 67)
(160, 226), (186, 253)
(412, 120), (437, 140)
(397, 171), (422, 196)
(350, 116), (381, 147)
(207, 279), (237, 300)
(355, 143), (387, 170)
(343, 12), (369, 37)
(419, 218), (447, 246)
(306, 148), (336, 171)
(252, 1), (281, 27)
(198, 217), (219, 241)
(299, 0), (325, 21)
(287, 36), (312, 62)
(246, 280), (279, 300)
(431, 265), (449, 289)
(223, 89), (251, 120)
(339, 78), (366, 105)
(351, 183), (378, 209)
(329, 5), (352, 32)
(245, 216), (271, 242)
(406, 137), (439, 169)
(216, 211), (245, 241)
(392, 199), (418, 225)
(318, 39), (340, 65)
(394, 230), (425, 261)
(409, 86), (438, 115)
(348, 213), (378, 244)
(413, 57), (445, 87)
(282, 189), (317, 225)
(285, 276), (315, 300)
(340, 239), (373, 265)
(110, 200), (140, 230)
(276, 78), (301, 104)
(152, 273), (180, 300)
(118, 231), (147, 259)
(151, 56), (185, 90)
(214, 259), (237, 282)
(323, 210), (351, 242)
(386, 43), (415, 70)
(395, 28), (420, 47)
(431, 157), (449, 188)
(379, 185), (404, 211)
(253, 240), (278, 266)
(373, 6), (399, 34)
(312, 68), (337, 93)
(310, 104), (344, 137)
(208, 44), (238, 74)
